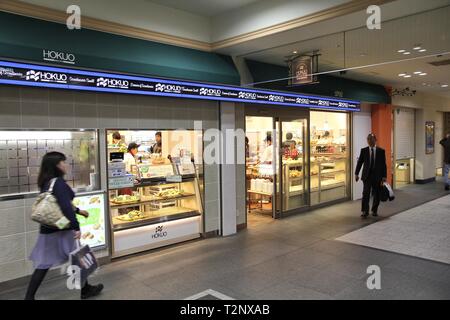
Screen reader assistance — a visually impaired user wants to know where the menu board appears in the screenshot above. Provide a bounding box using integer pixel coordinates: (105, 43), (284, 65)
(0, 60), (360, 111)
(73, 193), (106, 248)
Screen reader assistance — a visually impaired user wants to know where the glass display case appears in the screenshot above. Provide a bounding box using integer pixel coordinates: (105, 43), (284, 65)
(109, 175), (202, 231)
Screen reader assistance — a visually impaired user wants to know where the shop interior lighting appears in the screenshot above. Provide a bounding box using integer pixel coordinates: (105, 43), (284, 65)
(398, 73), (406, 77)
(414, 71), (422, 74)
(413, 46), (422, 50)
(403, 52), (411, 55)
(419, 49), (427, 52)
(403, 75), (412, 78)
(419, 73), (427, 76)
(397, 49), (406, 53)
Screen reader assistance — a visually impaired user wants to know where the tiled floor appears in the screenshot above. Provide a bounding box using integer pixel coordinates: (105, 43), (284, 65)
(336, 195), (450, 264)
(1, 181), (449, 300)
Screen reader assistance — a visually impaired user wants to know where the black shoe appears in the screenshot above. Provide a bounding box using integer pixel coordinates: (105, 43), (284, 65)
(372, 212), (378, 217)
(81, 283), (104, 300)
(361, 212), (369, 218)
(445, 185), (449, 191)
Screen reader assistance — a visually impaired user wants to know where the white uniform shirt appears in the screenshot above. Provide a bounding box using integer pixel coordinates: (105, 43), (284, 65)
(124, 152), (136, 173)
(260, 144), (274, 163)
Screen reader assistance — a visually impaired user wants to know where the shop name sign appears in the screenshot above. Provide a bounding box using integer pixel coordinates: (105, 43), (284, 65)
(43, 50), (76, 65)
(0, 60), (360, 111)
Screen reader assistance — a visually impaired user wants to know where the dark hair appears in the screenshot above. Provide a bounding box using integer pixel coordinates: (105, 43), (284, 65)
(367, 133), (377, 140)
(286, 132), (293, 140)
(37, 152), (67, 190)
(112, 131), (121, 140)
(155, 131), (162, 137)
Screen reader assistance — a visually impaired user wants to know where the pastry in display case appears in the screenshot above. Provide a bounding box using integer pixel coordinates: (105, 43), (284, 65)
(108, 161), (203, 231)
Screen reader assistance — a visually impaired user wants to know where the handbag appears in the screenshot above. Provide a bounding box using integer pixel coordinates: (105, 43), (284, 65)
(30, 178), (71, 229)
(68, 240), (99, 289)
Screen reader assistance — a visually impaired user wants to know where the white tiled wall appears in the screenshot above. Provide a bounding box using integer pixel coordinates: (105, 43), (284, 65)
(0, 85), (222, 283)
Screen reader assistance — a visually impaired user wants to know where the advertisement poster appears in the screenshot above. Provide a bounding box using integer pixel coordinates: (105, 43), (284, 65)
(425, 121), (435, 154)
(73, 193), (106, 248)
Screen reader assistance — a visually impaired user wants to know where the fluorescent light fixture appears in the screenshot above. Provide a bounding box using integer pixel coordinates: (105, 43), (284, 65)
(397, 49), (406, 53)
(292, 51), (298, 54)
(403, 75), (412, 78)
(403, 51), (411, 55)
(419, 73), (427, 76)
(398, 73), (406, 77)
(442, 84), (449, 88)
(413, 46), (422, 50)
(414, 71), (422, 74)
(419, 49), (427, 52)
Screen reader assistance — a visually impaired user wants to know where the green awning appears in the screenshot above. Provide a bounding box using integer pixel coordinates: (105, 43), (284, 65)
(0, 11), (240, 85)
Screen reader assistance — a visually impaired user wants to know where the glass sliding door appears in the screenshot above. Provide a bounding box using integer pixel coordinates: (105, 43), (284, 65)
(280, 119), (309, 213)
(245, 116), (277, 219)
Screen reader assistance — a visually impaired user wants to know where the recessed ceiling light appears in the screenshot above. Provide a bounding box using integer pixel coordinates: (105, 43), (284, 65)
(292, 51), (298, 54)
(413, 46), (422, 50)
(419, 73), (427, 76)
(397, 49), (406, 53)
(419, 49), (427, 52)
(414, 71), (422, 74)
(442, 84), (449, 88)
(422, 83), (427, 86)
(398, 73), (406, 77)
(404, 75), (412, 78)
(403, 51), (411, 55)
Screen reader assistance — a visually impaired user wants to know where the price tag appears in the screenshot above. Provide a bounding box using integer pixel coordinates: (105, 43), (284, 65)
(166, 175), (182, 183)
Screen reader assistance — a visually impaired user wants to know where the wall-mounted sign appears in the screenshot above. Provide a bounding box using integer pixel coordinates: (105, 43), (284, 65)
(288, 54), (318, 86)
(0, 60), (360, 111)
(425, 121), (435, 154)
(43, 49), (76, 65)
(73, 193), (106, 249)
(290, 56), (312, 85)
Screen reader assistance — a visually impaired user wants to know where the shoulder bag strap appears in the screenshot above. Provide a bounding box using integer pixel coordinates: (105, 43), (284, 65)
(48, 178), (58, 193)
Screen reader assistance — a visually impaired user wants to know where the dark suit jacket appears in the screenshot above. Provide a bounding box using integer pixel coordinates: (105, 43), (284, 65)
(355, 146), (387, 181)
(439, 138), (450, 163)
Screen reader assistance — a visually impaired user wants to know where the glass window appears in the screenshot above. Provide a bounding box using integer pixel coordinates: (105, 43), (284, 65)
(310, 111), (349, 205)
(0, 130), (99, 196)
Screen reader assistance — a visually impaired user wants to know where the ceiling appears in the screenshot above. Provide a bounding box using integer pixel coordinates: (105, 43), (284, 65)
(147, 0), (263, 17)
(241, 3), (450, 96)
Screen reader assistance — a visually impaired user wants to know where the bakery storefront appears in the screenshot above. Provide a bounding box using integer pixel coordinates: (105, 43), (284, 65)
(0, 56), (360, 282)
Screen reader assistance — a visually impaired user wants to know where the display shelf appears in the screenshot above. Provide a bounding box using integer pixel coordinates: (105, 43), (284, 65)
(108, 176), (196, 190)
(110, 192), (196, 209)
(112, 208), (201, 231)
(247, 190), (273, 196)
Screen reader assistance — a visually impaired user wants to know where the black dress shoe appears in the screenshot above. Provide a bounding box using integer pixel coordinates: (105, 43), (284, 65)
(361, 212), (369, 218)
(445, 185), (449, 191)
(372, 212), (378, 217)
(81, 283), (104, 299)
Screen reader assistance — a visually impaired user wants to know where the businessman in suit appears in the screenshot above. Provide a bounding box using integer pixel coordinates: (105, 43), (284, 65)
(355, 133), (387, 218)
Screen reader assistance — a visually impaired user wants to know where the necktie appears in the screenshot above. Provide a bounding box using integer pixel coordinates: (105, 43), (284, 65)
(370, 148), (375, 172)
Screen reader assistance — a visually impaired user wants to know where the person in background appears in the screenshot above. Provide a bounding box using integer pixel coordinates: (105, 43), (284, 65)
(124, 142), (140, 174)
(150, 131), (162, 154)
(260, 134), (273, 164)
(282, 132), (297, 158)
(245, 136), (250, 159)
(25, 152), (103, 300)
(355, 133), (387, 218)
(439, 133), (450, 191)
(112, 131), (122, 145)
